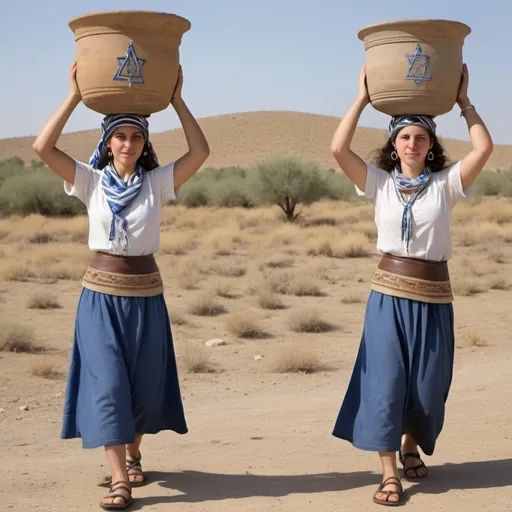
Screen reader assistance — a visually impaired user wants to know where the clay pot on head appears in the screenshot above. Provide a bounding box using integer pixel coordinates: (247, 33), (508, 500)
(357, 19), (471, 117)
(69, 10), (191, 116)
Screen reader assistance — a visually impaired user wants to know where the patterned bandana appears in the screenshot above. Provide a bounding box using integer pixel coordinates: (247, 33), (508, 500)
(388, 115), (436, 140)
(392, 167), (432, 253)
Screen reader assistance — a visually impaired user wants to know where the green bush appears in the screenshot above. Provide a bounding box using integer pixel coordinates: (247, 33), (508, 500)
(249, 153), (331, 221)
(474, 170), (512, 197)
(0, 169), (85, 217)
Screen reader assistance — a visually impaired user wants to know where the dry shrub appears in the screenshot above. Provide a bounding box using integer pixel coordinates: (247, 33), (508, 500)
(488, 278), (511, 291)
(212, 280), (236, 299)
(461, 331), (488, 348)
(31, 358), (64, 379)
(271, 343), (321, 373)
(176, 257), (207, 290)
(0, 323), (43, 353)
(488, 250), (506, 264)
(37, 262), (86, 281)
(224, 312), (269, 338)
(28, 292), (62, 309)
(203, 226), (249, 255)
(452, 277), (487, 297)
(259, 258), (295, 270)
(265, 270), (324, 296)
(307, 233), (371, 259)
(341, 294), (364, 304)
(0, 262), (34, 281)
(288, 309), (336, 333)
(160, 232), (197, 255)
(257, 288), (285, 310)
(181, 343), (217, 373)
(170, 309), (188, 326)
(29, 233), (56, 244)
(188, 294), (227, 316)
(479, 201), (512, 225)
(209, 262), (247, 278)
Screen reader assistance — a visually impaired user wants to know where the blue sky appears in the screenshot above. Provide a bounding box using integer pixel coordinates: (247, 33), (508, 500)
(1, 0), (508, 144)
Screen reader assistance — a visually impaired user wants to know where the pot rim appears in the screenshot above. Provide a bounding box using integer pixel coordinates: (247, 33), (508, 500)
(69, 10), (191, 33)
(357, 18), (471, 41)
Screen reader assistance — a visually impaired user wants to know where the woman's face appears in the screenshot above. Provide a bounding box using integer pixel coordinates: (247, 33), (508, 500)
(108, 126), (145, 168)
(394, 125), (432, 167)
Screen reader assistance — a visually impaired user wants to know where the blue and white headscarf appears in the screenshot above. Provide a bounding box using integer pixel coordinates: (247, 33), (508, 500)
(89, 114), (150, 253)
(388, 115), (436, 253)
(388, 115), (436, 140)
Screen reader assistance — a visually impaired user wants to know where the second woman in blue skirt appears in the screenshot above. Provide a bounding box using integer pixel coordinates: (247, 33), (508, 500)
(330, 65), (493, 506)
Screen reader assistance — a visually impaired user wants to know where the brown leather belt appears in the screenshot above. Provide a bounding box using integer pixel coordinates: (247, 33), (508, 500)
(371, 253), (453, 303)
(89, 251), (159, 275)
(82, 252), (164, 297)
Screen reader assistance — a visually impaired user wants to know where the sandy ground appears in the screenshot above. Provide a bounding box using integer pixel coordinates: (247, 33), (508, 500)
(1, 200), (512, 511)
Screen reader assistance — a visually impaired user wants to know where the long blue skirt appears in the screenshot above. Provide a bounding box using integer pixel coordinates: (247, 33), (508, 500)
(332, 290), (454, 456)
(61, 288), (188, 449)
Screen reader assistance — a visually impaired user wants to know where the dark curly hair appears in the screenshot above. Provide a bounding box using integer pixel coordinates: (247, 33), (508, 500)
(95, 140), (159, 171)
(373, 132), (449, 173)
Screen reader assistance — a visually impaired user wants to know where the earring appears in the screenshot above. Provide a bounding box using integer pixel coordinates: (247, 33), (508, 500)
(143, 151), (148, 156)
(427, 150), (434, 161)
(107, 150), (112, 158)
(391, 150), (398, 161)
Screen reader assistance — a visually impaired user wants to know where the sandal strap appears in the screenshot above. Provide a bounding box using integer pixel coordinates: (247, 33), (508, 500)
(379, 476), (403, 491)
(110, 481), (132, 494)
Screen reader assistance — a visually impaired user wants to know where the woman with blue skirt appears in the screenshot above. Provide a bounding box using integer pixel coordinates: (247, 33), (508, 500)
(329, 65), (492, 506)
(33, 62), (210, 510)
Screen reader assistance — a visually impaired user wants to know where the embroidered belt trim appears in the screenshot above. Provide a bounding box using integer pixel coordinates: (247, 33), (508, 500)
(82, 268), (164, 297)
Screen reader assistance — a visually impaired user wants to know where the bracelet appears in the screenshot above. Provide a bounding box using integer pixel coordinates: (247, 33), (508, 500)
(460, 104), (475, 117)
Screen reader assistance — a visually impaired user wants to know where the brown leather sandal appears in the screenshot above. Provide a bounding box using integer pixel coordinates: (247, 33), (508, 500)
(100, 480), (133, 510)
(372, 476), (403, 507)
(399, 451), (429, 479)
(126, 452), (145, 487)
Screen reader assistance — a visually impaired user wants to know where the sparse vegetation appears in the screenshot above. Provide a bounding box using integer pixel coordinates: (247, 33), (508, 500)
(31, 358), (64, 379)
(188, 294), (227, 316)
(0, 323), (43, 353)
(28, 292), (62, 309)
(181, 343), (217, 373)
(288, 309), (337, 333)
(270, 343), (322, 373)
(224, 312), (269, 339)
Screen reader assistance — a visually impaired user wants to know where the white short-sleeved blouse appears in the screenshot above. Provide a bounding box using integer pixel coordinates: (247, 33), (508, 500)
(356, 161), (472, 261)
(64, 161), (176, 256)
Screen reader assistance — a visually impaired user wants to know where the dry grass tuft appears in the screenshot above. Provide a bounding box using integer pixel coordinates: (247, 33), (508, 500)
(270, 343), (322, 373)
(341, 294), (364, 304)
(259, 258), (295, 270)
(462, 331), (488, 348)
(224, 312), (269, 338)
(0, 323), (43, 353)
(452, 277), (488, 297)
(160, 232), (197, 255)
(265, 270), (325, 296)
(28, 292), (62, 310)
(170, 309), (188, 326)
(181, 343), (217, 373)
(257, 288), (286, 310)
(188, 294), (227, 316)
(209, 262), (247, 278)
(30, 358), (65, 380)
(288, 309), (337, 333)
(212, 280), (237, 299)
(307, 233), (372, 259)
(488, 278), (511, 291)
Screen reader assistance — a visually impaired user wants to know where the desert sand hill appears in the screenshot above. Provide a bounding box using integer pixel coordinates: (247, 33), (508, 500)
(1, 111), (510, 170)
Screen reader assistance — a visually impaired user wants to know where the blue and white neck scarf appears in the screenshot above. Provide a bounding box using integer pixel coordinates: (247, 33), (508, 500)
(392, 167), (432, 253)
(102, 164), (144, 253)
